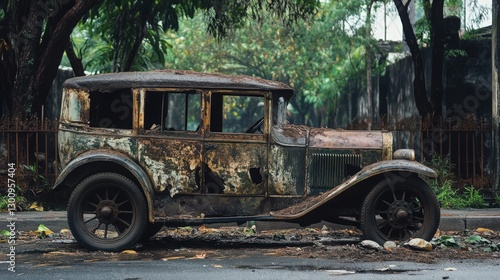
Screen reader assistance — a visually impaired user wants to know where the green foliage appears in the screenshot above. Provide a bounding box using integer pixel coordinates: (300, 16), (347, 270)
(0, 185), (27, 211)
(164, 1), (373, 126)
(432, 235), (460, 248)
(445, 49), (468, 60)
(23, 164), (50, 195)
(426, 154), (488, 209)
(68, 0), (319, 73)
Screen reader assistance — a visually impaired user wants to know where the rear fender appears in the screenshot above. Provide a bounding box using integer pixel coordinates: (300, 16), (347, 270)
(54, 150), (155, 222)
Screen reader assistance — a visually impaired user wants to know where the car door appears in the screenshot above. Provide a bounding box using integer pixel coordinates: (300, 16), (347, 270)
(203, 91), (268, 195)
(137, 89), (204, 196)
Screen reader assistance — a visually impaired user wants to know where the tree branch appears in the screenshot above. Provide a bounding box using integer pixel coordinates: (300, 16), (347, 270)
(65, 40), (85, 77)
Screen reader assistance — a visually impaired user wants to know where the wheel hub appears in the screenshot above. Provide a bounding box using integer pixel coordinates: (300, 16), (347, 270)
(96, 201), (118, 224)
(387, 201), (413, 228)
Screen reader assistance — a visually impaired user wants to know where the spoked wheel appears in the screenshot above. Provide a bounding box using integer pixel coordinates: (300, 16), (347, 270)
(68, 173), (147, 251)
(360, 176), (440, 244)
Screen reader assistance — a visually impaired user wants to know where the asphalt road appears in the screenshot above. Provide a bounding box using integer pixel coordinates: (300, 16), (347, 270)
(5, 255), (500, 280)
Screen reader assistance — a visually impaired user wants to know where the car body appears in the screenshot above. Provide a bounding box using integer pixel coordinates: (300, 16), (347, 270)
(54, 70), (440, 251)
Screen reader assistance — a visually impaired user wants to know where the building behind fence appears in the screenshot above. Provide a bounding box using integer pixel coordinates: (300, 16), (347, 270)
(0, 116), (493, 193)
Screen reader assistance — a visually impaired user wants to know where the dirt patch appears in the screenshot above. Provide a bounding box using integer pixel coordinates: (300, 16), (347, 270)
(10, 226), (500, 266)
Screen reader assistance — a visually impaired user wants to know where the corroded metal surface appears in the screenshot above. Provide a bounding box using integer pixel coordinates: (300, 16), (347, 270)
(271, 160), (438, 219)
(268, 145), (306, 195)
(63, 70), (293, 93)
(56, 70), (436, 226)
(204, 142), (267, 195)
(138, 137), (202, 196)
(309, 129), (386, 150)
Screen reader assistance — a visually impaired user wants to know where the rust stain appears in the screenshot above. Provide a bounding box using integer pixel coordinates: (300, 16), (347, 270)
(204, 142), (266, 195)
(138, 138), (201, 196)
(309, 129), (385, 149)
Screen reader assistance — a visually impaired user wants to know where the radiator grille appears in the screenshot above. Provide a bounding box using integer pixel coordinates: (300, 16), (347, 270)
(309, 152), (362, 194)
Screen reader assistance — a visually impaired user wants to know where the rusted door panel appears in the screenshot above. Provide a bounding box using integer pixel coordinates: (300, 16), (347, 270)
(137, 137), (202, 196)
(203, 142), (267, 195)
(268, 145), (306, 195)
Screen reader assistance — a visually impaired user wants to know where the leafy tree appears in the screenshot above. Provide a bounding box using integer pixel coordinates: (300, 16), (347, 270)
(0, 0), (318, 118)
(163, 1), (371, 127)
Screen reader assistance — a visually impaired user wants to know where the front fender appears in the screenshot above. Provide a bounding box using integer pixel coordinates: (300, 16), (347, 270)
(271, 160), (437, 219)
(54, 150), (155, 222)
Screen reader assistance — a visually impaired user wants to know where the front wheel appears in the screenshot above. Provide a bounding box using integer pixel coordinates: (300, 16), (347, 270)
(68, 173), (148, 251)
(360, 175), (440, 244)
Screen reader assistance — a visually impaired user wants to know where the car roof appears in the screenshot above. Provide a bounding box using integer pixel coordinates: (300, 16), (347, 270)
(63, 70), (293, 95)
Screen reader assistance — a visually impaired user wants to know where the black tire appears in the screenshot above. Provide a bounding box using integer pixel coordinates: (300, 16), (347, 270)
(67, 173), (148, 251)
(360, 175), (440, 244)
(139, 222), (164, 241)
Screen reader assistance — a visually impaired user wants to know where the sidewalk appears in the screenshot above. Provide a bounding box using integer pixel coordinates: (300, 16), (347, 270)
(2, 209), (500, 232)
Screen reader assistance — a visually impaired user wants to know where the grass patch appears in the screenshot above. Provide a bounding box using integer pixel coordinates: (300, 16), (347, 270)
(426, 154), (489, 209)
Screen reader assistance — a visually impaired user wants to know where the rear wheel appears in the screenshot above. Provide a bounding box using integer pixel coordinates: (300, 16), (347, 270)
(360, 175), (440, 244)
(68, 173), (147, 251)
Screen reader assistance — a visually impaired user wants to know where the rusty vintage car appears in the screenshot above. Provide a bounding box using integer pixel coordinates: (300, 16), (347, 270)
(54, 70), (440, 251)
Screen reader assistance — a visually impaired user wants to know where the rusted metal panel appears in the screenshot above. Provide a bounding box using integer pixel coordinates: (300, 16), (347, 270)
(268, 145), (306, 195)
(204, 142), (267, 195)
(270, 124), (308, 147)
(271, 159), (437, 220)
(58, 126), (136, 169)
(309, 129), (387, 149)
(60, 88), (90, 124)
(137, 137), (202, 196)
(63, 70), (294, 94)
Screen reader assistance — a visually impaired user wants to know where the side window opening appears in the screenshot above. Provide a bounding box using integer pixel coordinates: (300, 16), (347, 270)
(89, 89), (133, 129)
(210, 93), (265, 134)
(144, 90), (201, 132)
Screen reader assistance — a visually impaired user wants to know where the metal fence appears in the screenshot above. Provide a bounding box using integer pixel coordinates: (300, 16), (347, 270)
(0, 116), (493, 190)
(0, 117), (59, 189)
(349, 115), (493, 189)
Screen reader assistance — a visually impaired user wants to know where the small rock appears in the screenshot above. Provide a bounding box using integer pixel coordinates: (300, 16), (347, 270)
(360, 240), (383, 250)
(406, 238), (433, 251)
(321, 225), (330, 231)
(384, 241), (397, 250)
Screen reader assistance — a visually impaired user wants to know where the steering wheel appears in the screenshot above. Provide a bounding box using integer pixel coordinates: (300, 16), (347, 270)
(245, 117), (264, 133)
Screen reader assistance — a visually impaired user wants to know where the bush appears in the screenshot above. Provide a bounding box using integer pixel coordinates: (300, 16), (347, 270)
(426, 154), (489, 209)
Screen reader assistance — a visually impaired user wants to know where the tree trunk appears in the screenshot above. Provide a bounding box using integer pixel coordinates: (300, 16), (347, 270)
(430, 0), (444, 117)
(492, 0), (500, 192)
(32, 0), (101, 117)
(393, 0), (432, 117)
(65, 40), (86, 77)
(365, 1), (374, 130)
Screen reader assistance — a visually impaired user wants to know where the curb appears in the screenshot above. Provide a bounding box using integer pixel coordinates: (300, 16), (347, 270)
(2, 209), (500, 232)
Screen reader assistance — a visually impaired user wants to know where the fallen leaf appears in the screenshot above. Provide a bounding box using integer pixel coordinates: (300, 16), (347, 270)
(476, 228), (494, 234)
(465, 235), (491, 245)
(326, 270), (355, 275)
(121, 250), (137, 254)
(0, 229), (10, 237)
(162, 256), (185, 261)
(35, 224), (54, 237)
(29, 202), (44, 212)
(212, 264), (222, 268)
(444, 267), (457, 271)
(191, 253), (206, 259)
